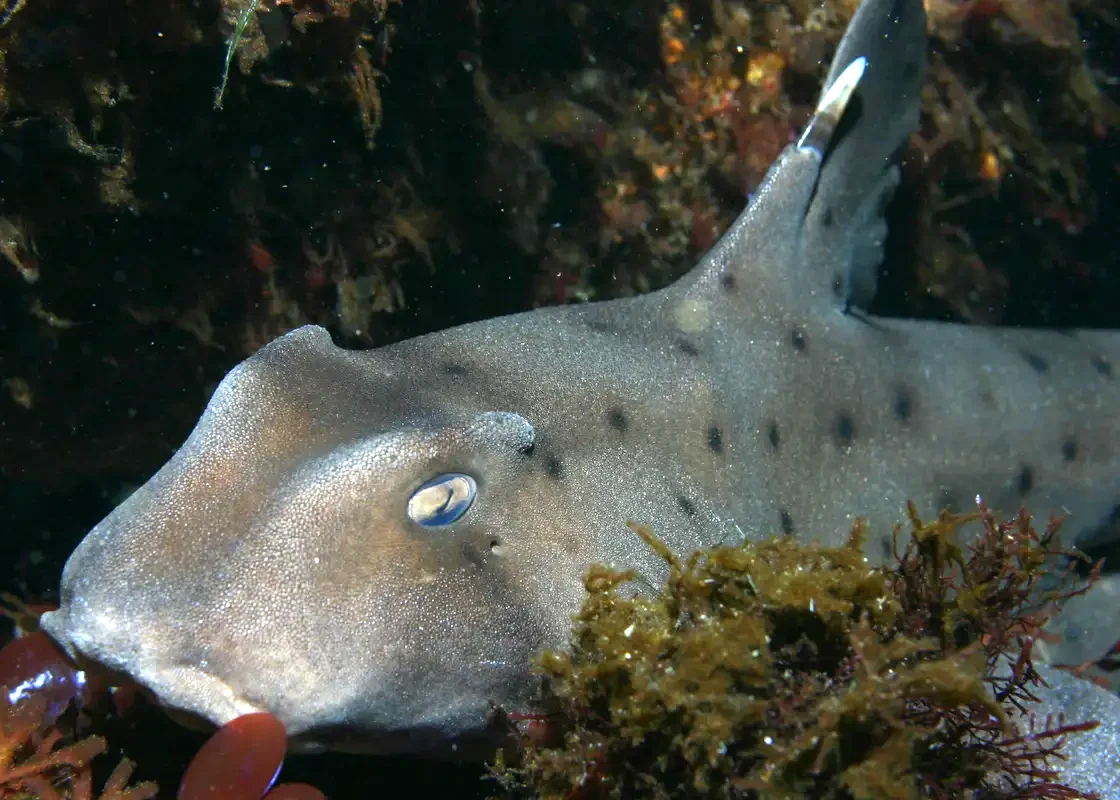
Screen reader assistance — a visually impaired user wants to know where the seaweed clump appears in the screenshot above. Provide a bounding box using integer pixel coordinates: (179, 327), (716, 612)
(495, 505), (1103, 799)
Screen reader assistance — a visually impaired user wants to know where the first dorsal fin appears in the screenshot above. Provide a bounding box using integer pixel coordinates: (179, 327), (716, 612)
(687, 0), (926, 311)
(803, 0), (926, 309)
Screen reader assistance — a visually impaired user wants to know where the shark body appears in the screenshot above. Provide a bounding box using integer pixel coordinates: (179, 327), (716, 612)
(39, 0), (1120, 789)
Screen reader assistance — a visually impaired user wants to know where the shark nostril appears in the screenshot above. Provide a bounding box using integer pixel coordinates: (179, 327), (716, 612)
(407, 473), (477, 526)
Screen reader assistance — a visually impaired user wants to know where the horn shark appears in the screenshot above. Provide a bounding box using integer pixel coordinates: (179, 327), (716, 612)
(38, 0), (1120, 789)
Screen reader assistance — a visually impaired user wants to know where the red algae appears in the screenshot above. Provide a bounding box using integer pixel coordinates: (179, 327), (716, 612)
(178, 712), (288, 800)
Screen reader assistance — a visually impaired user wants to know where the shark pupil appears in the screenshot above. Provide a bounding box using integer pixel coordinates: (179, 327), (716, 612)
(407, 473), (477, 526)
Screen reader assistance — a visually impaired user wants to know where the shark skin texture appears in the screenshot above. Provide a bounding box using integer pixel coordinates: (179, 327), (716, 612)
(37, 0), (1120, 791)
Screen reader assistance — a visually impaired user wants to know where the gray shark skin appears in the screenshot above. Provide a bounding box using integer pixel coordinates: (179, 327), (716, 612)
(39, 0), (1120, 790)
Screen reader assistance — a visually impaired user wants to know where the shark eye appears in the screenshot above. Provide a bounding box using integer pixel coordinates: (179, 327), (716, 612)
(407, 473), (477, 526)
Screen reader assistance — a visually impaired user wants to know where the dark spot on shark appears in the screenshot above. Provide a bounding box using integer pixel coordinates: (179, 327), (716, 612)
(677, 496), (697, 517)
(832, 274), (844, 298)
(607, 407), (628, 432)
(822, 208), (835, 227)
(790, 328), (807, 352)
(546, 456), (563, 479)
(879, 535), (893, 559)
(1062, 437), (1078, 462)
(720, 272), (737, 292)
(442, 362), (469, 376)
(1093, 355), (1113, 379)
(676, 338), (700, 357)
(1015, 465), (1034, 495)
(979, 389), (997, 410)
(767, 421), (780, 451)
(892, 386), (913, 422)
(834, 413), (855, 450)
(779, 509), (794, 534)
(1020, 349), (1048, 374)
(707, 425), (724, 454)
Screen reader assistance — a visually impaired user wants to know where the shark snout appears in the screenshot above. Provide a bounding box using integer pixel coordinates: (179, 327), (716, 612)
(39, 597), (265, 730)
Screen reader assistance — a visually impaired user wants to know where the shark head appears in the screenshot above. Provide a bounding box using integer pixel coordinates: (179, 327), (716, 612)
(40, 0), (931, 756)
(39, 325), (606, 754)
